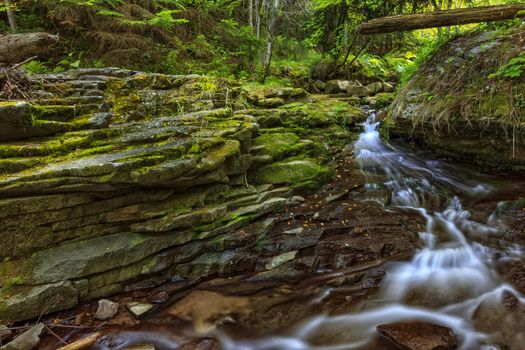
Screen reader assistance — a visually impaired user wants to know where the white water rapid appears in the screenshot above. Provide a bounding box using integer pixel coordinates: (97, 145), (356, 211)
(219, 113), (525, 350)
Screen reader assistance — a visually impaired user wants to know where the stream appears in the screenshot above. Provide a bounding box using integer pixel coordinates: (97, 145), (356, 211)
(215, 112), (525, 350)
(43, 112), (525, 350)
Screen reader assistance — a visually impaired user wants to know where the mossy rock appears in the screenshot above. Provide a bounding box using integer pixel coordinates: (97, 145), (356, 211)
(251, 157), (333, 188)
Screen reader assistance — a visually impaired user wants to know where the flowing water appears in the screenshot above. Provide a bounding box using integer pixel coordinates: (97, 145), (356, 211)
(217, 113), (525, 350)
(51, 112), (525, 350)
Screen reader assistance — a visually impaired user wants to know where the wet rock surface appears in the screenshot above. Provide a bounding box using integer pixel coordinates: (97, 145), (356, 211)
(377, 322), (458, 350)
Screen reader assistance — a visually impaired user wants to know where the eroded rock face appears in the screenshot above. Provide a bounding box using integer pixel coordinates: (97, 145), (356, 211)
(0, 69), (366, 322)
(388, 26), (525, 170)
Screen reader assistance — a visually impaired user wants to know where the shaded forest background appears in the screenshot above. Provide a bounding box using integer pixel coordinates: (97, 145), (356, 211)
(0, 0), (521, 86)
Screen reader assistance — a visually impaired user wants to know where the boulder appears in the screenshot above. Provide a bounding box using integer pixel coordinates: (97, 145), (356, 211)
(314, 80), (326, 91)
(383, 82), (396, 92)
(95, 299), (119, 320)
(377, 322), (458, 350)
(388, 26), (525, 169)
(264, 88), (306, 99)
(362, 92), (395, 108)
(345, 85), (371, 97)
(325, 80), (351, 94)
(366, 81), (384, 94)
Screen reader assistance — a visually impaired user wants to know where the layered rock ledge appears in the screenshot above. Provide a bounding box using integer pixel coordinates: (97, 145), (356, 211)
(0, 68), (366, 322)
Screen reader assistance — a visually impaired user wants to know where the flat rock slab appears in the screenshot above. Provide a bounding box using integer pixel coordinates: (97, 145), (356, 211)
(0, 323), (44, 350)
(127, 302), (154, 319)
(376, 321), (458, 350)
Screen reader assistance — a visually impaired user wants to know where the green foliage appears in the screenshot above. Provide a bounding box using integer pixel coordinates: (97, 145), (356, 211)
(489, 53), (525, 79)
(97, 9), (124, 17)
(399, 35), (452, 86)
(23, 60), (49, 74)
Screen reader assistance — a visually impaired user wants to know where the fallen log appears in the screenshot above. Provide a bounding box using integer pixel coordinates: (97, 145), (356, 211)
(0, 32), (59, 65)
(356, 4), (525, 35)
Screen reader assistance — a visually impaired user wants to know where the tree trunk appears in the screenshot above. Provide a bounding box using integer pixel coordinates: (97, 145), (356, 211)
(356, 4), (525, 35)
(5, 0), (17, 33)
(248, 0), (253, 29)
(248, 0), (254, 73)
(262, 0), (279, 81)
(257, 0), (266, 65)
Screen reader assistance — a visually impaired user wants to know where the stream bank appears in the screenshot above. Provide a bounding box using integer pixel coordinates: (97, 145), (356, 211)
(0, 68), (397, 325)
(387, 25), (525, 170)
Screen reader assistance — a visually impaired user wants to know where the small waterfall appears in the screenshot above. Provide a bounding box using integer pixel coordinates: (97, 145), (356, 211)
(220, 112), (525, 350)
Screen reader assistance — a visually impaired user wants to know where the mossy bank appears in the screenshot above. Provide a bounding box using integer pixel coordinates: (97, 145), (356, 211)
(386, 25), (525, 170)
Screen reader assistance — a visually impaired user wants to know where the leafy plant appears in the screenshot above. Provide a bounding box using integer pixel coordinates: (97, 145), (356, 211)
(489, 53), (525, 79)
(23, 60), (49, 74)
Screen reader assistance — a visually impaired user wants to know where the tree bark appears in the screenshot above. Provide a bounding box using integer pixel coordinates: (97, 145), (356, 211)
(262, 0), (279, 80)
(356, 4), (525, 35)
(0, 33), (59, 65)
(5, 0), (17, 33)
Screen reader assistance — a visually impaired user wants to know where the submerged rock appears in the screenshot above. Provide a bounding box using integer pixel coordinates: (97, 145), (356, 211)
(377, 321), (458, 350)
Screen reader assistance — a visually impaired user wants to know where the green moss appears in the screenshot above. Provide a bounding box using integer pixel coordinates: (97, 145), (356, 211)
(74, 145), (116, 158)
(252, 132), (300, 157)
(252, 157), (333, 187)
(31, 105), (75, 121)
(0, 157), (46, 175)
(0, 101), (18, 106)
(380, 115), (397, 139)
(0, 259), (31, 289)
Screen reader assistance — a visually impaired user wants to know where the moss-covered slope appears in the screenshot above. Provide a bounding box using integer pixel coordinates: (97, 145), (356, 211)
(387, 26), (525, 170)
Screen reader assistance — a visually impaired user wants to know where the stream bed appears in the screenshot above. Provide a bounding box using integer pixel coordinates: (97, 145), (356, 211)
(41, 112), (525, 350)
